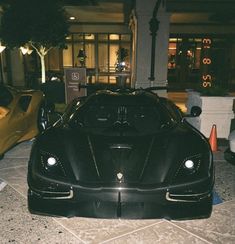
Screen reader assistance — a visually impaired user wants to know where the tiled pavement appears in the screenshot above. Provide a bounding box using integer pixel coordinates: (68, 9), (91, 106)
(0, 141), (234, 244)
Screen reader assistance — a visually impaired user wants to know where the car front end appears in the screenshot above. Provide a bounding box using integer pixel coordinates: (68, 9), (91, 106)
(28, 125), (214, 220)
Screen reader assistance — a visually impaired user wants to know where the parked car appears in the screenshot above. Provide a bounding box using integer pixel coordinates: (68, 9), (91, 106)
(28, 88), (214, 220)
(224, 130), (235, 165)
(0, 85), (48, 159)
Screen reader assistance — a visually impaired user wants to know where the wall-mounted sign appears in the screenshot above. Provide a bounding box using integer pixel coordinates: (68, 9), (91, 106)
(201, 38), (212, 88)
(64, 68), (86, 104)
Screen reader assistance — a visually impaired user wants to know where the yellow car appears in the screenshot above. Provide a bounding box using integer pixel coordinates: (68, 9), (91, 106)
(0, 85), (47, 159)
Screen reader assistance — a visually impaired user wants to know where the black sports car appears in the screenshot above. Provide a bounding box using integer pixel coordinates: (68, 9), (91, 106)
(27, 88), (214, 220)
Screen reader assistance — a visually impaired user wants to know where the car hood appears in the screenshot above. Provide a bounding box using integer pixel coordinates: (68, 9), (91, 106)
(69, 132), (169, 184)
(38, 125), (208, 185)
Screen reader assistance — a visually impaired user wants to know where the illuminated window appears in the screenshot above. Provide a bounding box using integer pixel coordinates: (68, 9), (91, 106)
(46, 48), (60, 71)
(63, 44), (73, 67)
(168, 38), (202, 70)
(44, 33), (131, 85)
(98, 43), (108, 72)
(168, 42), (177, 69)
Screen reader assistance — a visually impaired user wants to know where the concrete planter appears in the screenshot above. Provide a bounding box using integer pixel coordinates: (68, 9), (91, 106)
(186, 91), (235, 139)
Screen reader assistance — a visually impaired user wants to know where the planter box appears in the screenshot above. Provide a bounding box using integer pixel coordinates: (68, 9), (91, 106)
(186, 91), (235, 139)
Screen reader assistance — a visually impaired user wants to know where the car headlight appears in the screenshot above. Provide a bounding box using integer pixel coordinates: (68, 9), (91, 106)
(47, 157), (57, 167)
(184, 159), (195, 170)
(173, 154), (203, 182)
(39, 150), (66, 177)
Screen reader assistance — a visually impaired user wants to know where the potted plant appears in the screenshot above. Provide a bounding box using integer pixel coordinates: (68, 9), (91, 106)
(115, 47), (129, 87)
(115, 47), (129, 72)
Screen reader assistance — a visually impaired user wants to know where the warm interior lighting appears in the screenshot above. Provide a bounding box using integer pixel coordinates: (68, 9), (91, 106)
(85, 34), (94, 40)
(20, 46), (28, 55)
(20, 46), (33, 55)
(109, 34), (119, 40)
(27, 49), (33, 55)
(0, 42), (6, 53)
(69, 16), (76, 20)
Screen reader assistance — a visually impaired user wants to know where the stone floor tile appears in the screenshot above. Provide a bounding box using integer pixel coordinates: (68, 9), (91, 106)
(4, 141), (33, 159)
(172, 200), (235, 244)
(0, 166), (28, 196)
(214, 161), (235, 201)
(213, 146), (227, 162)
(0, 158), (28, 170)
(0, 186), (84, 244)
(56, 217), (159, 244)
(102, 221), (209, 244)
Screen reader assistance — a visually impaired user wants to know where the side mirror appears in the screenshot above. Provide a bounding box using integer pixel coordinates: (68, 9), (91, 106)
(190, 106), (202, 117)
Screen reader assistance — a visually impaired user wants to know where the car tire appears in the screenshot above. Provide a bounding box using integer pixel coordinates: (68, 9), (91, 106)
(37, 104), (48, 132)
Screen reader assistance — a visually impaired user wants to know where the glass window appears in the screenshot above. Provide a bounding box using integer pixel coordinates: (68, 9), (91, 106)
(168, 38), (202, 70)
(63, 43), (73, 67)
(98, 43), (108, 72)
(121, 35), (131, 41)
(47, 48), (60, 71)
(85, 43), (95, 68)
(98, 75), (108, 83)
(18, 96), (32, 112)
(98, 34), (108, 41)
(109, 34), (119, 41)
(73, 34), (83, 42)
(109, 44), (119, 72)
(74, 43), (84, 67)
(195, 42), (201, 69)
(118, 43), (130, 71)
(61, 32), (132, 85)
(109, 76), (117, 84)
(85, 34), (95, 40)
(168, 42), (177, 69)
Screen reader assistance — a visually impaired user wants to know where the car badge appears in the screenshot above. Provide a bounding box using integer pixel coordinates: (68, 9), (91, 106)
(117, 172), (123, 181)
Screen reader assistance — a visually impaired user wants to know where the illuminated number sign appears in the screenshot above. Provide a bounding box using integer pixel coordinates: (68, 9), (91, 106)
(201, 38), (212, 88)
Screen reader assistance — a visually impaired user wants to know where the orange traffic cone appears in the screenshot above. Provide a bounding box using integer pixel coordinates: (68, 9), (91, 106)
(209, 124), (218, 152)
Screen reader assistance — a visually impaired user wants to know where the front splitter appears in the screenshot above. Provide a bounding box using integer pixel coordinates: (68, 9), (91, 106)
(28, 188), (213, 220)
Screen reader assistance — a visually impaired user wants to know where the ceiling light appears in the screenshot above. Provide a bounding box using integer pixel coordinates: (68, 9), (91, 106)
(20, 46), (33, 55)
(20, 46), (28, 55)
(0, 42), (6, 53)
(69, 16), (76, 20)
(27, 49), (33, 55)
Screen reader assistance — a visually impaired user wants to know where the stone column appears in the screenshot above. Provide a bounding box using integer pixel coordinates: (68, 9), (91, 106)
(132, 0), (170, 96)
(10, 49), (25, 87)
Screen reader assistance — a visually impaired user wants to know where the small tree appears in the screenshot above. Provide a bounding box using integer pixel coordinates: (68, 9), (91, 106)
(0, 0), (69, 83)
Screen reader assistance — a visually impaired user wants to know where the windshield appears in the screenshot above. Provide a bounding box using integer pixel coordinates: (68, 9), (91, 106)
(67, 99), (175, 136)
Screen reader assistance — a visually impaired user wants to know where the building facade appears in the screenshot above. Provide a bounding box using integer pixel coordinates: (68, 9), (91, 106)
(0, 0), (235, 91)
